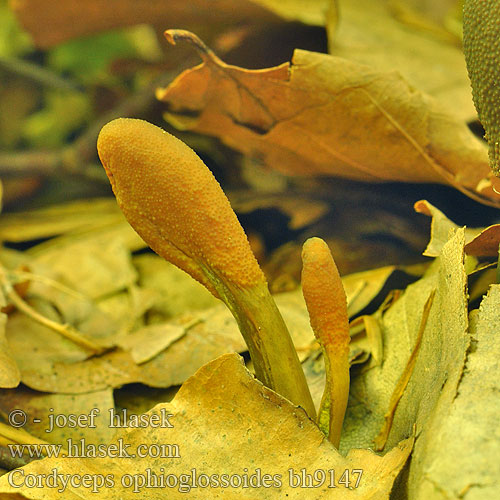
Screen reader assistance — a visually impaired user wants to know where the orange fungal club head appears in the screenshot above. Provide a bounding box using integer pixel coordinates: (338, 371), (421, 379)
(301, 237), (349, 352)
(97, 118), (265, 294)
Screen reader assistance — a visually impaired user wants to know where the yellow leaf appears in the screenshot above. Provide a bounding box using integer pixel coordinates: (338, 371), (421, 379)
(415, 199), (500, 257)
(410, 286), (500, 498)
(328, 0), (474, 121)
(0, 353), (413, 499)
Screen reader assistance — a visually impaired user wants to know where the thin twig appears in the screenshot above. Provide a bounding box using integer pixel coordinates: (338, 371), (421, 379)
(6, 286), (106, 354)
(0, 421), (49, 447)
(0, 68), (179, 181)
(0, 55), (83, 92)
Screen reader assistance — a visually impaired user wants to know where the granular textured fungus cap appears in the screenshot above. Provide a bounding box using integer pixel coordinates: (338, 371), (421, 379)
(463, 0), (500, 175)
(301, 237), (350, 447)
(97, 118), (265, 295)
(98, 118), (316, 417)
(301, 237), (349, 355)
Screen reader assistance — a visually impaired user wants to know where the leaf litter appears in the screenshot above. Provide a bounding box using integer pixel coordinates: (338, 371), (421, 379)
(1, 5), (500, 498)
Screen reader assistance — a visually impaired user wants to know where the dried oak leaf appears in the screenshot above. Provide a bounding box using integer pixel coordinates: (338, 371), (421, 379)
(0, 353), (413, 499)
(133, 254), (218, 320)
(228, 190), (330, 230)
(16, 280), (383, 394)
(157, 30), (499, 207)
(16, 296), (314, 393)
(415, 199), (500, 257)
(380, 230), (469, 497)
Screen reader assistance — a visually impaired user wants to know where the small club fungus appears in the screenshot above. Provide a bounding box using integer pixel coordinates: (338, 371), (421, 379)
(98, 118), (315, 418)
(301, 237), (350, 447)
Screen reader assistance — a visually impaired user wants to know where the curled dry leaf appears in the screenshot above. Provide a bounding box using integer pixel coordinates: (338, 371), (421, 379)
(158, 30), (499, 207)
(133, 254), (218, 319)
(14, 284), (380, 395)
(115, 322), (187, 364)
(15, 296), (316, 394)
(415, 199), (500, 257)
(228, 190), (330, 230)
(0, 353), (413, 499)
(29, 238), (138, 300)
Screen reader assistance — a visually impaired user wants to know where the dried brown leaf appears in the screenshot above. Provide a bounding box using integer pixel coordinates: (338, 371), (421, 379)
(116, 323), (186, 364)
(133, 254), (218, 320)
(415, 199), (500, 257)
(158, 31), (499, 206)
(229, 191), (330, 230)
(30, 238), (137, 299)
(15, 283), (380, 394)
(0, 198), (137, 245)
(6, 309), (90, 373)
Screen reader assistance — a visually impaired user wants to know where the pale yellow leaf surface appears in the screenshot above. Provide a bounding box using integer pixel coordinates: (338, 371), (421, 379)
(0, 387), (114, 445)
(158, 32), (498, 206)
(342, 266), (397, 317)
(6, 309), (90, 372)
(30, 238), (137, 299)
(133, 254), (218, 319)
(328, 0), (475, 121)
(116, 323), (186, 364)
(415, 199), (500, 257)
(23, 282), (120, 343)
(377, 230), (469, 497)
(340, 229), (468, 457)
(16, 298), (316, 393)
(251, 0), (328, 25)
(13, 284), (376, 396)
(0, 353), (413, 499)
(0, 307), (20, 389)
(408, 286), (500, 499)
(0, 199), (145, 261)
(97, 285), (158, 334)
(11, 256), (397, 394)
(394, 0), (458, 27)
(0, 198), (135, 244)
(0, 285), (20, 388)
